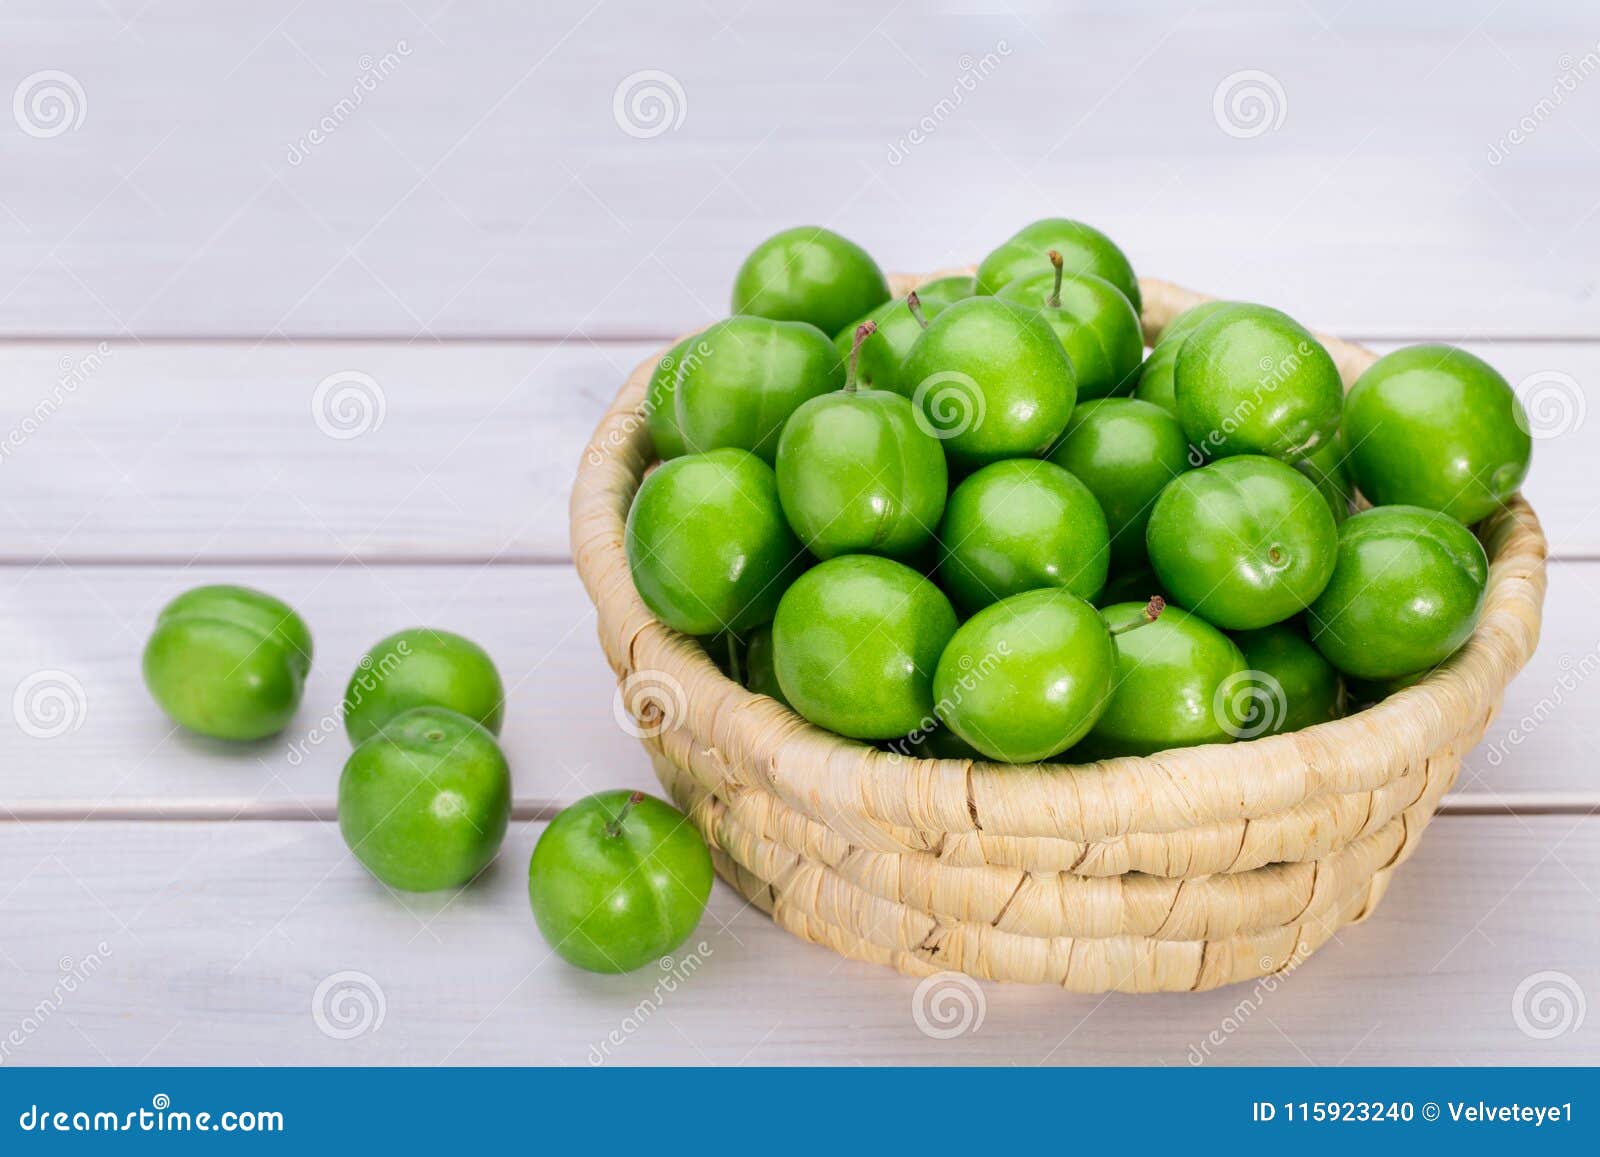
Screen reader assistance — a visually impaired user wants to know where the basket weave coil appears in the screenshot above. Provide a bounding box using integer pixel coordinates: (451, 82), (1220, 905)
(570, 274), (1548, 993)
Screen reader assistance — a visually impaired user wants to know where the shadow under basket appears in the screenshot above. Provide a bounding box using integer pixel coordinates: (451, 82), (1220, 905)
(569, 274), (1549, 994)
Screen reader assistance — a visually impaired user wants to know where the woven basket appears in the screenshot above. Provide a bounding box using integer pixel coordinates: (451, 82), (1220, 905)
(570, 274), (1548, 993)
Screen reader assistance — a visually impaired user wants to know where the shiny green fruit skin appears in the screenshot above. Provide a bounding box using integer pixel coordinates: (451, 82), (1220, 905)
(912, 275), (977, 307)
(900, 297), (1077, 469)
(338, 707), (511, 892)
(776, 387), (947, 560)
(934, 589), (1115, 763)
(937, 459), (1108, 614)
(999, 271), (1144, 399)
(1049, 398), (1190, 569)
(1146, 455), (1339, 630)
(832, 294), (952, 394)
(625, 450), (802, 636)
(1175, 303), (1344, 461)
(1293, 436), (1356, 525)
(975, 218), (1141, 312)
(1075, 603), (1245, 759)
(743, 625), (788, 706)
(528, 791), (713, 974)
(1343, 344), (1532, 524)
(731, 226), (891, 337)
(674, 315), (843, 462)
(1134, 300), (1236, 414)
(142, 584), (312, 741)
(1308, 505), (1488, 680)
(644, 338), (691, 460)
(1231, 623), (1343, 735)
(343, 628), (504, 745)
(772, 555), (957, 740)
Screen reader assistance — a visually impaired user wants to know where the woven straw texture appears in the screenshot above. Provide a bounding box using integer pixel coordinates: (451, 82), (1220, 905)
(569, 274), (1549, 993)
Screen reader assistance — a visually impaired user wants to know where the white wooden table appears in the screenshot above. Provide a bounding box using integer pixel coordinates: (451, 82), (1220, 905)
(1, 1), (1597, 1066)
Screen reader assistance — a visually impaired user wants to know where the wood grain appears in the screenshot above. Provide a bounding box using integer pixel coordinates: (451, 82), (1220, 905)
(0, 816), (1593, 1065)
(2, 3), (1599, 338)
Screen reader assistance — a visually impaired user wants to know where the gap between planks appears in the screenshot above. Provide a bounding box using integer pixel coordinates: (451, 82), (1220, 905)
(1, 794), (1596, 824)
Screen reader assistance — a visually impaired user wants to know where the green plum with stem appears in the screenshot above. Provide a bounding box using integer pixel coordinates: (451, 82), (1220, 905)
(674, 315), (843, 462)
(528, 790), (714, 974)
(832, 291), (952, 394)
(900, 296), (1077, 470)
(998, 249), (1144, 399)
(731, 226), (891, 337)
(777, 321), (948, 560)
(975, 218), (1141, 312)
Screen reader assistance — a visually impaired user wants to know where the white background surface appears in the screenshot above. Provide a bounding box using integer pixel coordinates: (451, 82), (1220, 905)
(1, 0), (1597, 1065)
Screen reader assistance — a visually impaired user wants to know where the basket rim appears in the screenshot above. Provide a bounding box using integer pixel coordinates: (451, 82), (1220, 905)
(569, 275), (1549, 844)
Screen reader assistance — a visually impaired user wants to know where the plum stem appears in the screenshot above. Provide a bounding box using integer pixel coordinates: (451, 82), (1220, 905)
(1109, 596), (1166, 636)
(1047, 249), (1064, 309)
(845, 320), (877, 394)
(605, 790), (646, 838)
(906, 291), (930, 330)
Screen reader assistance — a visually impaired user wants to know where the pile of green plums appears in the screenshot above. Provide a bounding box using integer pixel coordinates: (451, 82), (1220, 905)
(142, 591), (710, 973)
(628, 219), (1532, 763)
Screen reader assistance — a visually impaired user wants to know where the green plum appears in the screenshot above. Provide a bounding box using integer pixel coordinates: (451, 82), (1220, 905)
(912, 275), (976, 307)
(1293, 435), (1356, 525)
(772, 555), (957, 740)
(1134, 300), (1236, 415)
(1308, 505), (1489, 680)
(1074, 602), (1245, 759)
(1146, 455), (1339, 630)
(1342, 344), (1532, 524)
(833, 293), (951, 393)
(934, 589), (1142, 763)
(1345, 668), (1430, 707)
(1048, 397), (1190, 568)
(338, 706), (511, 892)
(975, 218), (1142, 312)
(777, 322), (948, 560)
(528, 790), (713, 974)
(730, 225), (891, 337)
(900, 296), (1077, 469)
(743, 624), (788, 706)
(1175, 303), (1344, 461)
(1231, 622), (1343, 736)
(625, 449), (803, 636)
(644, 338), (690, 460)
(674, 315), (843, 462)
(998, 250), (1144, 399)
(936, 458), (1109, 614)
(342, 628), (504, 745)
(142, 584), (312, 741)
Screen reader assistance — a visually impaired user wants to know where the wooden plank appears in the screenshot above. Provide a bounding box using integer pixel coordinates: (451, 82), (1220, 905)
(0, 338), (1595, 561)
(0, 816), (1593, 1065)
(2, 3), (1599, 338)
(0, 561), (1593, 809)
